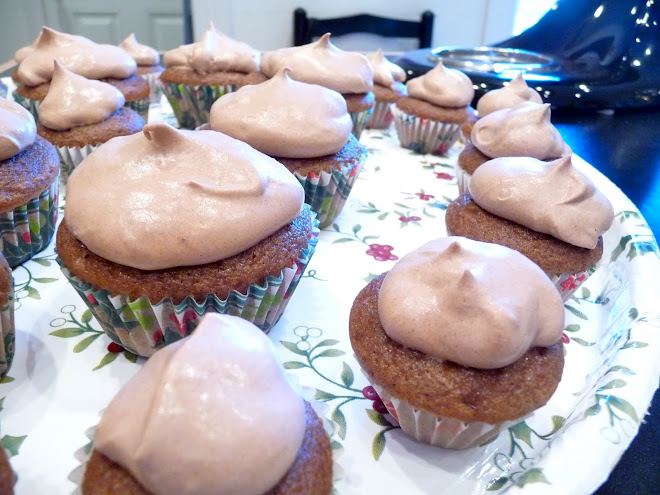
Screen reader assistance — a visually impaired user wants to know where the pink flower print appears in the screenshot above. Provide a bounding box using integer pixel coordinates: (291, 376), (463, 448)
(21, 232), (31, 244)
(170, 311), (197, 337)
(561, 333), (570, 344)
(153, 330), (164, 344)
(399, 216), (422, 223)
(107, 342), (124, 353)
(366, 244), (398, 261)
(435, 172), (453, 180)
(362, 386), (379, 400)
(416, 192), (435, 201)
(86, 293), (98, 305)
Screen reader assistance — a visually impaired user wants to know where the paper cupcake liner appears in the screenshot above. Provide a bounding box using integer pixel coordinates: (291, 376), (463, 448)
(124, 97), (150, 122)
(55, 144), (99, 183)
(366, 101), (395, 130)
(12, 90), (40, 123)
(162, 82), (236, 129)
(350, 107), (374, 141)
(549, 263), (599, 301)
(455, 162), (471, 194)
(0, 178), (59, 268)
(0, 283), (15, 379)
(141, 72), (164, 105)
(392, 105), (461, 155)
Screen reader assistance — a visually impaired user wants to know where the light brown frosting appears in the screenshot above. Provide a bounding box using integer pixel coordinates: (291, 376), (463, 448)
(0, 98), (36, 160)
(39, 61), (125, 131)
(119, 33), (160, 66)
(406, 62), (474, 107)
(65, 123), (304, 270)
(94, 313), (306, 495)
(476, 73), (543, 117)
(261, 33), (373, 94)
(366, 49), (406, 89)
(15, 27), (136, 86)
(163, 22), (259, 74)
(209, 67), (352, 158)
(472, 102), (568, 159)
(469, 155), (614, 249)
(378, 237), (565, 369)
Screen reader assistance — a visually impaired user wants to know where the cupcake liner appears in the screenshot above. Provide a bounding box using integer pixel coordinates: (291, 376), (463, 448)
(455, 161), (471, 194)
(55, 144), (99, 184)
(141, 72), (164, 105)
(548, 262), (599, 301)
(0, 283), (15, 379)
(12, 90), (40, 123)
(366, 101), (394, 130)
(0, 178), (59, 268)
(124, 97), (150, 122)
(162, 82), (237, 129)
(349, 107), (374, 140)
(58, 211), (319, 357)
(392, 105), (461, 155)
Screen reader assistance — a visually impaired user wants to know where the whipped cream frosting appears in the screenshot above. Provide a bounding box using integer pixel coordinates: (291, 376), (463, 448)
(119, 33), (160, 66)
(407, 62), (474, 107)
(210, 67), (352, 158)
(163, 22), (260, 74)
(476, 73), (543, 117)
(469, 155), (614, 249)
(378, 237), (565, 369)
(366, 49), (406, 89)
(0, 98), (36, 161)
(261, 33), (373, 94)
(472, 102), (567, 159)
(65, 123), (304, 269)
(15, 27), (136, 86)
(39, 61), (125, 131)
(94, 313), (306, 495)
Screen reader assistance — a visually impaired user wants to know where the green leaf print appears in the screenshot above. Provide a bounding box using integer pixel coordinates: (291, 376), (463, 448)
(33, 277), (58, 284)
(280, 340), (307, 356)
(611, 235), (632, 262)
(82, 309), (93, 324)
(331, 407), (347, 440)
(597, 379), (627, 391)
(314, 390), (339, 402)
(283, 361), (308, 369)
(340, 362), (354, 388)
(372, 429), (387, 461)
(607, 365), (635, 376)
(609, 396), (639, 423)
(1, 435), (27, 456)
(50, 328), (85, 338)
(93, 352), (119, 371)
(564, 305), (588, 320)
(314, 349), (346, 359)
(73, 334), (102, 353)
(486, 477), (509, 491)
(315, 339), (340, 348)
(365, 409), (391, 427)
(510, 421), (534, 448)
(584, 403), (602, 418)
(515, 468), (549, 487)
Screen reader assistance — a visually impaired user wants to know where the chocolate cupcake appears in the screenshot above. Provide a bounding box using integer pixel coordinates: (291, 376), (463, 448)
(365, 50), (407, 129)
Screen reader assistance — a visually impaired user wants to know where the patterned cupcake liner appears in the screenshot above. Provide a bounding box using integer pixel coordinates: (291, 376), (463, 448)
(366, 101), (394, 130)
(12, 90), (40, 123)
(0, 178), (59, 268)
(55, 144), (99, 184)
(549, 263), (599, 301)
(0, 283), (15, 379)
(392, 105), (461, 156)
(141, 72), (164, 105)
(350, 107), (374, 141)
(162, 82), (236, 129)
(58, 212), (319, 357)
(124, 97), (150, 122)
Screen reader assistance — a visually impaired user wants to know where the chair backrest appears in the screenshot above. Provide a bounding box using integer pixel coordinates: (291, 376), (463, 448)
(293, 8), (434, 49)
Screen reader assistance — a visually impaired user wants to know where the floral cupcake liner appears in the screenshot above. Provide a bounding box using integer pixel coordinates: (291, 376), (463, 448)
(162, 82), (236, 129)
(0, 178), (59, 268)
(124, 97), (150, 122)
(12, 90), (40, 123)
(366, 101), (395, 130)
(350, 107), (374, 141)
(549, 263), (598, 302)
(55, 144), (99, 184)
(0, 283), (15, 379)
(392, 105), (461, 156)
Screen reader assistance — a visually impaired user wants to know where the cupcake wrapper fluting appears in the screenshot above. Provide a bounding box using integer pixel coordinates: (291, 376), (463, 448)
(0, 178), (59, 268)
(162, 82), (236, 129)
(392, 106), (461, 155)
(12, 90), (40, 123)
(55, 144), (99, 184)
(366, 101), (394, 130)
(0, 283), (15, 379)
(454, 162), (471, 195)
(350, 107), (374, 141)
(124, 97), (150, 122)
(141, 72), (165, 105)
(549, 263), (598, 302)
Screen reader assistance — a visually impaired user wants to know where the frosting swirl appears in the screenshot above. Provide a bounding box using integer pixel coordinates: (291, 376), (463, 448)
(0, 98), (36, 160)
(378, 237), (565, 369)
(366, 49), (406, 89)
(119, 33), (160, 66)
(476, 73), (543, 117)
(469, 155), (614, 249)
(472, 102), (568, 159)
(94, 313), (306, 495)
(39, 61), (125, 130)
(407, 62), (474, 107)
(261, 33), (373, 94)
(210, 67), (352, 157)
(163, 22), (260, 74)
(15, 27), (136, 86)
(65, 123), (304, 269)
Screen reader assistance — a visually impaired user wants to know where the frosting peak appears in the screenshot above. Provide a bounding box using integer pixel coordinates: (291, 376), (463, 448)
(378, 237), (565, 369)
(0, 98), (36, 160)
(119, 33), (160, 66)
(209, 67), (352, 158)
(406, 62), (474, 107)
(476, 73), (543, 116)
(366, 49), (407, 89)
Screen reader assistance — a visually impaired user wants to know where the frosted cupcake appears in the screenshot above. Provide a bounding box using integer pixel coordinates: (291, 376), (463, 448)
(393, 62), (475, 155)
(365, 49), (407, 129)
(119, 33), (164, 105)
(208, 67), (366, 228)
(161, 22), (261, 129)
(446, 155), (614, 300)
(350, 237), (565, 448)
(57, 123), (317, 357)
(0, 252), (14, 379)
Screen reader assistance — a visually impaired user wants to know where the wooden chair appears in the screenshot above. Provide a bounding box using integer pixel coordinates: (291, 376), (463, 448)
(293, 8), (434, 48)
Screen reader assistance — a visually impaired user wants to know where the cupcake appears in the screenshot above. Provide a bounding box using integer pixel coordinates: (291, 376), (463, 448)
(160, 22), (261, 129)
(12, 27), (149, 122)
(0, 252), (14, 379)
(393, 62), (476, 155)
(119, 33), (164, 105)
(57, 122), (317, 357)
(0, 98), (59, 268)
(365, 49), (407, 129)
(208, 67), (366, 229)
(446, 155), (614, 300)
(349, 236), (565, 448)
(36, 61), (145, 181)
(259, 33), (375, 139)
(82, 313), (332, 494)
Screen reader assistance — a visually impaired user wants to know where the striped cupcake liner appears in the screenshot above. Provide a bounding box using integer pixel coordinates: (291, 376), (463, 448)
(0, 178), (59, 268)
(12, 90), (40, 123)
(549, 263), (598, 302)
(162, 82), (236, 129)
(0, 283), (15, 379)
(392, 105), (461, 156)
(350, 107), (374, 141)
(366, 101), (394, 130)
(124, 97), (150, 122)
(55, 144), (99, 184)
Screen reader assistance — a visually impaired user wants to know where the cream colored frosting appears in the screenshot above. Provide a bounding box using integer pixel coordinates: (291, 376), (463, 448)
(120, 33), (160, 66)
(378, 237), (564, 369)
(39, 61), (125, 131)
(65, 123), (304, 270)
(261, 33), (373, 94)
(472, 102), (568, 159)
(15, 27), (136, 86)
(0, 98), (36, 161)
(366, 49), (406, 89)
(406, 62), (474, 107)
(163, 22), (259, 74)
(469, 155), (614, 249)
(476, 73), (543, 117)
(94, 313), (306, 495)
(210, 67), (352, 158)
